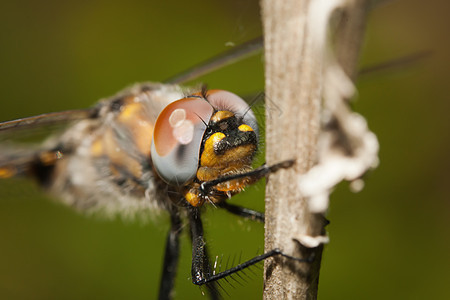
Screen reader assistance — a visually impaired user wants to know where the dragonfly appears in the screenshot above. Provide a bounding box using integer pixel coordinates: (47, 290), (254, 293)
(0, 37), (309, 300)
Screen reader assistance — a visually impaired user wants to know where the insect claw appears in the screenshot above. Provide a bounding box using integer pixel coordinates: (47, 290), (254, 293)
(277, 248), (316, 263)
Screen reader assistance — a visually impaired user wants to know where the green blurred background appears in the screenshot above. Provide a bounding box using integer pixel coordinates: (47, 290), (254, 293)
(0, 0), (448, 299)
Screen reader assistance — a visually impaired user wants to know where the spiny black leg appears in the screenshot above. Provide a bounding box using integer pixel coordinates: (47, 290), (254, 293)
(199, 160), (294, 195)
(193, 248), (313, 285)
(188, 207), (220, 300)
(158, 209), (182, 300)
(218, 202), (264, 223)
(203, 246), (221, 300)
(188, 206), (312, 290)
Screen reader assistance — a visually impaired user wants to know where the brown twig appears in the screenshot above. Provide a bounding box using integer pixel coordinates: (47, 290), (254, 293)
(261, 0), (370, 299)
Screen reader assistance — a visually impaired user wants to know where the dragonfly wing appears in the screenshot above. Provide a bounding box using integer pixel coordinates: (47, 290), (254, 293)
(0, 108), (97, 133)
(164, 36), (263, 84)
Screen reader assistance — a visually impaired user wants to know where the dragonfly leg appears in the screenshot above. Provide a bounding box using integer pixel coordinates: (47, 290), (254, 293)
(188, 207), (221, 299)
(218, 202), (264, 223)
(158, 208), (182, 300)
(188, 206), (313, 288)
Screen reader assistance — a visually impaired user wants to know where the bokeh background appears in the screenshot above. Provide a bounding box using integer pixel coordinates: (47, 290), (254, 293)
(0, 0), (448, 299)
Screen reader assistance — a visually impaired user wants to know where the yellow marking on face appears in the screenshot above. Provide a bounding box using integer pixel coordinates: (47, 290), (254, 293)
(199, 134), (256, 182)
(214, 144), (256, 167)
(211, 111), (234, 123)
(238, 124), (253, 132)
(200, 132), (226, 167)
(196, 166), (220, 182)
(0, 167), (16, 179)
(197, 163), (248, 182)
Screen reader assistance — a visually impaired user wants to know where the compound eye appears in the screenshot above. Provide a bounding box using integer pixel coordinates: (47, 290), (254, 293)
(206, 90), (259, 139)
(151, 97), (213, 186)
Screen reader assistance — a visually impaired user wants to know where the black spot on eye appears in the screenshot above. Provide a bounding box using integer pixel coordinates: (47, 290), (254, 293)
(175, 144), (187, 162)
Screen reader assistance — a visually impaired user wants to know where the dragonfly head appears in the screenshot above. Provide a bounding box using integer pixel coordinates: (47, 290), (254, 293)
(151, 89), (259, 207)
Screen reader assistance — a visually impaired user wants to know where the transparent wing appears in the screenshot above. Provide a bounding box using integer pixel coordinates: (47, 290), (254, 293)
(0, 39), (427, 140)
(0, 108), (97, 134)
(358, 50), (432, 77)
(164, 36), (263, 84)
(0, 109), (97, 178)
(165, 34), (429, 85)
(0, 36), (265, 136)
(0, 107), (99, 146)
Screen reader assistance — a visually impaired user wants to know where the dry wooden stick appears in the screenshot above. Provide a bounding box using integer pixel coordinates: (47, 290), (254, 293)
(261, 0), (370, 299)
